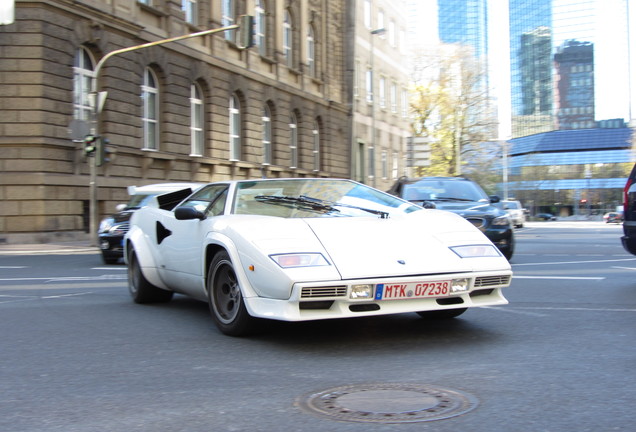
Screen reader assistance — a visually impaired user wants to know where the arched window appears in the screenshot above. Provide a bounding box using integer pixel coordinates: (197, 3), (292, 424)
(262, 104), (272, 165)
(222, 0), (235, 42)
(182, 0), (198, 25)
(255, 0), (267, 56)
(190, 83), (204, 156)
(307, 25), (316, 77)
(142, 68), (159, 150)
(283, 11), (293, 68)
(312, 120), (320, 172)
(229, 94), (241, 161)
(73, 47), (94, 121)
(289, 112), (298, 169)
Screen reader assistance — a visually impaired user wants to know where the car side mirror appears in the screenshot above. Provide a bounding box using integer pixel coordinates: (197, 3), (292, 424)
(175, 206), (206, 220)
(489, 195), (500, 204)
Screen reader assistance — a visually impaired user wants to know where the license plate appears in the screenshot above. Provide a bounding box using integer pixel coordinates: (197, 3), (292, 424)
(374, 280), (451, 300)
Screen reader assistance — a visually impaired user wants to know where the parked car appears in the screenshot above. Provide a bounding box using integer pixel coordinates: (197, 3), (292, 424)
(603, 212), (623, 224)
(622, 164), (636, 255)
(98, 183), (202, 264)
(387, 176), (515, 260)
(494, 199), (526, 228)
(125, 178), (512, 336)
(535, 213), (556, 221)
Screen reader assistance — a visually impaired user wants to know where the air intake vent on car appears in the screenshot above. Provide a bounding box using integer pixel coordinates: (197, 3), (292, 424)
(466, 217), (486, 230)
(301, 286), (347, 298)
(474, 275), (511, 287)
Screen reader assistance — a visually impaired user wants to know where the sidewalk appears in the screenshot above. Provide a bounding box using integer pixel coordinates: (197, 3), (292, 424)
(0, 241), (99, 255)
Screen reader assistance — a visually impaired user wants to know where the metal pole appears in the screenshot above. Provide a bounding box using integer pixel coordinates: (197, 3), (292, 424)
(87, 23), (242, 244)
(369, 28), (385, 187)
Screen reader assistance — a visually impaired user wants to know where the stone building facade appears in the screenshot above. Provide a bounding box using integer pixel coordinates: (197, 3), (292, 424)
(0, 0), (356, 243)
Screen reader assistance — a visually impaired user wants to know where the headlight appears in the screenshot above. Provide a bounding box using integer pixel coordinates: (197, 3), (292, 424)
(350, 284), (374, 299)
(98, 218), (114, 233)
(450, 245), (501, 258)
(451, 278), (469, 292)
(491, 215), (511, 226)
(270, 253), (330, 268)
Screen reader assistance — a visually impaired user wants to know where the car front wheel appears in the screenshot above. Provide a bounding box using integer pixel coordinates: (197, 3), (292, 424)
(127, 248), (173, 304)
(208, 251), (255, 336)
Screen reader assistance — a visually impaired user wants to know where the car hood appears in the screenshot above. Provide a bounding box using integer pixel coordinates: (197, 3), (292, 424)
(426, 201), (502, 218)
(303, 210), (507, 279)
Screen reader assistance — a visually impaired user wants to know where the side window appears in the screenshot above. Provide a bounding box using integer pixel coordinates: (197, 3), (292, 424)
(178, 185), (229, 216)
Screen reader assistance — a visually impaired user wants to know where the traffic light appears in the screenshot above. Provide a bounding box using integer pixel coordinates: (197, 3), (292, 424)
(237, 15), (255, 49)
(96, 137), (111, 167)
(83, 134), (98, 155)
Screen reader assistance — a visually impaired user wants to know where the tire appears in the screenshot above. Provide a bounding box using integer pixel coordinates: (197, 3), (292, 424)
(417, 308), (467, 320)
(127, 248), (173, 304)
(208, 251), (255, 336)
(102, 254), (119, 265)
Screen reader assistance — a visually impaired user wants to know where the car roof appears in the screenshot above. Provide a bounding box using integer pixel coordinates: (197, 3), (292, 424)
(127, 183), (204, 195)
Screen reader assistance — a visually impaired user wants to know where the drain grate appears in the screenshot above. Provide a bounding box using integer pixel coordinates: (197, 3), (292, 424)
(296, 383), (478, 424)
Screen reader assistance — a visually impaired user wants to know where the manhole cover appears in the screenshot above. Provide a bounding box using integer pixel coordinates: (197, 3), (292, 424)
(296, 383), (478, 424)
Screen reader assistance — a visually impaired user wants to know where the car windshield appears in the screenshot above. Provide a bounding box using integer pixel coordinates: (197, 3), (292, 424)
(125, 193), (156, 210)
(233, 179), (420, 218)
(402, 179), (489, 203)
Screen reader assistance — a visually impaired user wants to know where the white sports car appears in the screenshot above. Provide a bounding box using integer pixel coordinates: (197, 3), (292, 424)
(125, 178), (512, 336)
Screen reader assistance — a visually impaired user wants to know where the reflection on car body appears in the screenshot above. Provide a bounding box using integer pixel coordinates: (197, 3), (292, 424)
(125, 178), (512, 336)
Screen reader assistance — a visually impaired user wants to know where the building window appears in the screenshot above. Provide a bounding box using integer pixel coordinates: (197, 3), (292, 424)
(379, 76), (386, 108)
(182, 0), (197, 25)
(390, 82), (397, 113)
(363, 0), (371, 28)
(229, 94), (241, 161)
(401, 88), (408, 117)
(190, 83), (204, 156)
(366, 68), (373, 103)
(307, 24), (316, 77)
(381, 150), (388, 179)
(377, 11), (385, 36)
(283, 10), (293, 68)
(392, 151), (398, 179)
(255, 0), (267, 56)
(222, 0), (235, 42)
(289, 113), (298, 169)
(73, 47), (94, 121)
(142, 68), (159, 150)
(262, 104), (272, 165)
(389, 20), (396, 46)
(312, 120), (320, 172)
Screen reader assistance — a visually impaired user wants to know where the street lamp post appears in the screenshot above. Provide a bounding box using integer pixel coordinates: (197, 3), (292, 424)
(369, 27), (385, 187)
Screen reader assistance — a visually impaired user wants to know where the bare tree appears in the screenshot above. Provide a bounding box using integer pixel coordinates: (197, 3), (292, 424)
(410, 45), (500, 191)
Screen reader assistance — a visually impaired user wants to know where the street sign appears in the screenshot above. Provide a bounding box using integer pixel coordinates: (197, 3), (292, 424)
(68, 119), (90, 142)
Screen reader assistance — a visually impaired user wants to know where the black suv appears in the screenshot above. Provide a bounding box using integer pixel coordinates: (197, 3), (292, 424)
(622, 164), (636, 254)
(388, 177), (515, 260)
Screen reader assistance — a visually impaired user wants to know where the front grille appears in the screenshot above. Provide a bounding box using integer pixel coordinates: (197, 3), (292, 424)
(474, 275), (511, 287)
(301, 286), (347, 298)
(466, 217), (485, 230)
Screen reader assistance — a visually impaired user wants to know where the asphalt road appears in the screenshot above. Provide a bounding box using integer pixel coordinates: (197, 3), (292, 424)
(0, 221), (634, 432)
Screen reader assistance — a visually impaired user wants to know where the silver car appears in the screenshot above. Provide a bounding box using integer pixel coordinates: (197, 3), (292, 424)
(496, 200), (526, 228)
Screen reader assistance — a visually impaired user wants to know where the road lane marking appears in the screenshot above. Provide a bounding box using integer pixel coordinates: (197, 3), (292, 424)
(611, 266), (636, 271)
(512, 258), (636, 267)
(512, 276), (605, 280)
(0, 275), (127, 282)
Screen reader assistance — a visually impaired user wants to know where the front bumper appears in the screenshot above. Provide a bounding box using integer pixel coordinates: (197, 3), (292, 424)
(243, 270), (512, 322)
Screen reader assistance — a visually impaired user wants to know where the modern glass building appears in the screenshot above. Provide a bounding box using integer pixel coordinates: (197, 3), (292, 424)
(414, 0), (635, 215)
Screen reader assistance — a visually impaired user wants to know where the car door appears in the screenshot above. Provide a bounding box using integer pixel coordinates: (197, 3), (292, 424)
(155, 185), (229, 299)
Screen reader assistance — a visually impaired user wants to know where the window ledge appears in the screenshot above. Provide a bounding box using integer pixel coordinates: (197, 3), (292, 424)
(138, 2), (166, 17)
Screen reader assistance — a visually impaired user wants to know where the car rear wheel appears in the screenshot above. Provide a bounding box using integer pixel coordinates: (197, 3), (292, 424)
(208, 251), (255, 336)
(417, 308), (467, 320)
(127, 248), (173, 304)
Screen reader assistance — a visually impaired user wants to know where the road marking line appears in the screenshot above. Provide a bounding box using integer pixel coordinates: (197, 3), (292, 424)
(512, 276), (605, 280)
(611, 266), (636, 271)
(512, 258), (636, 267)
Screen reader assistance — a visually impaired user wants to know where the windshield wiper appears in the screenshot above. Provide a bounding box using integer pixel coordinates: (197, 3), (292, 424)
(428, 196), (476, 202)
(254, 195), (340, 214)
(300, 195), (389, 219)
